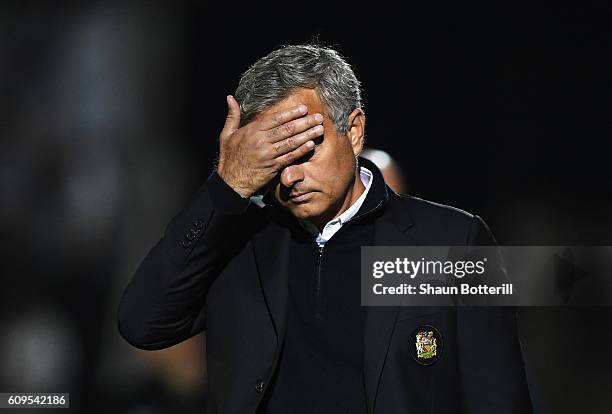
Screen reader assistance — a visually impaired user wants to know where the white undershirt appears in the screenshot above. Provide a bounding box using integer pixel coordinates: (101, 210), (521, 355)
(299, 166), (373, 247)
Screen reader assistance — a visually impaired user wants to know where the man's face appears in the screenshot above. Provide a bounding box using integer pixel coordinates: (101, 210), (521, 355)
(256, 88), (364, 227)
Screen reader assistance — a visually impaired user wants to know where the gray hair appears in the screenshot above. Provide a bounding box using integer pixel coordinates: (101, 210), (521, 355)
(234, 44), (362, 135)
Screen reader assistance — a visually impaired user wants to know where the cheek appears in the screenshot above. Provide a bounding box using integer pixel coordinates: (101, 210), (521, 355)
(314, 163), (353, 200)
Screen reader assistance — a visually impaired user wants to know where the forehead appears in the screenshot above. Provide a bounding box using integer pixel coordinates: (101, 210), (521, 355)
(258, 88), (327, 118)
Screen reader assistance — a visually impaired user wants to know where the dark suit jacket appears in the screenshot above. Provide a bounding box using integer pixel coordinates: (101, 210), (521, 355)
(118, 158), (533, 413)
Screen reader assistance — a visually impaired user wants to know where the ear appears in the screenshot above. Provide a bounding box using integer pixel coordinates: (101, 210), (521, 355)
(346, 108), (365, 156)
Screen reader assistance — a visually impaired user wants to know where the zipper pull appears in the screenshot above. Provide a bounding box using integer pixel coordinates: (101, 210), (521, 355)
(316, 245), (323, 264)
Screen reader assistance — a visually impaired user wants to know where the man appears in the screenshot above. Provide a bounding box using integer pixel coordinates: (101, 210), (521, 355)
(118, 44), (533, 413)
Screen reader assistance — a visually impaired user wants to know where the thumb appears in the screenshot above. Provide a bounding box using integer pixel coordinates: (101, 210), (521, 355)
(221, 95), (241, 140)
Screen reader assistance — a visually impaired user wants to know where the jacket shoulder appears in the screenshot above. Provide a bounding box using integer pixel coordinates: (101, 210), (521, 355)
(398, 193), (474, 220)
(390, 192), (481, 244)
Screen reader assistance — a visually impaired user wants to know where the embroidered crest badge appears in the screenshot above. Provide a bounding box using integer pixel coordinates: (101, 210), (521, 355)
(416, 330), (437, 359)
(411, 325), (443, 366)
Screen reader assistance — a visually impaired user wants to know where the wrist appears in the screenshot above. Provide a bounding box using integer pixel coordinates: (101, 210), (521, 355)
(216, 169), (253, 198)
(207, 171), (251, 214)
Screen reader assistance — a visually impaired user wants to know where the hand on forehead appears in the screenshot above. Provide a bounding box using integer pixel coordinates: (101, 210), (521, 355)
(257, 88), (328, 123)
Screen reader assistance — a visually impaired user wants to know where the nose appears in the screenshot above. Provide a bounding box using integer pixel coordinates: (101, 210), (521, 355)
(280, 164), (304, 189)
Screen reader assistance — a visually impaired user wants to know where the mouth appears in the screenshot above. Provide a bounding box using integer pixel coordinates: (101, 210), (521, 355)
(289, 191), (315, 203)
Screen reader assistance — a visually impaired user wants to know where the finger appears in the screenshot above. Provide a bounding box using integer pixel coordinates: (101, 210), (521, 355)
(220, 95), (241, 140)
(258, 104), (308, 131)
(270, 124), (324, 157)
(275, 140), (316, 168)
(266, 112), (324, 143)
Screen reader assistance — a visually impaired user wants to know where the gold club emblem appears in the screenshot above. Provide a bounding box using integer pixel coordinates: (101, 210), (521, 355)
(415, 330), (438, 359)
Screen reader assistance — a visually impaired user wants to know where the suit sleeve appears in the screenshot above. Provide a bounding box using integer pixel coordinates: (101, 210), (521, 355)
(457, 215), (533, 414)
(117, 171), (251, 350)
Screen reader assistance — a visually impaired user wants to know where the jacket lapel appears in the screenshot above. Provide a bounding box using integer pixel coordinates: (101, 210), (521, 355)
(364, 191), (416, 414)
(250, 205), (292, 347)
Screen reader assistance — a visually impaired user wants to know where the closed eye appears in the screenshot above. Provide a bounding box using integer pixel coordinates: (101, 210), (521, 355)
(295, 135), (323, 164)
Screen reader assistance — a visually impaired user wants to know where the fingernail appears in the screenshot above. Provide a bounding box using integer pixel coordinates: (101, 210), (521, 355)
(314, 125), (324, 134)
(306, 140), (315, 148)
(314, 113), (323, 122)
(298, 105), (307, 113)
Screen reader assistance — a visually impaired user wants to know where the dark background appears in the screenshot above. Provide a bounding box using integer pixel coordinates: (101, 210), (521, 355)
(1, 2), (611, 412)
